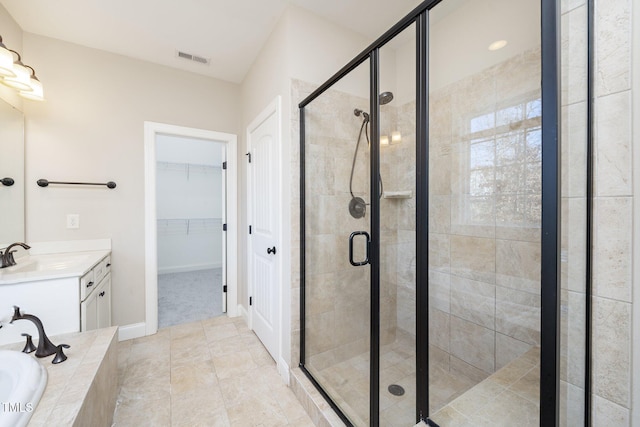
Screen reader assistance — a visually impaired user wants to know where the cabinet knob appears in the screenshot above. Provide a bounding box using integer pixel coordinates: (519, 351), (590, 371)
(99, 291), (105, 297)
(86, 281), (94, 288)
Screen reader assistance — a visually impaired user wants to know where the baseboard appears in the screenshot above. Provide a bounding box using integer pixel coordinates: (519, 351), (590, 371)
(158, 263), (222, 275)
(278, 358), (290, 384)
(238, 304), (249, 323)
(118, 322), (146, 341)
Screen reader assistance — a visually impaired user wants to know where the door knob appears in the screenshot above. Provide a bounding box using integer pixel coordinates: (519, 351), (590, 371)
(267, 246), (277, 255)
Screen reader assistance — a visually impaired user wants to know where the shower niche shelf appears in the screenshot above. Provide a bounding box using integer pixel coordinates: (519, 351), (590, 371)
(383, 191), (412, 199)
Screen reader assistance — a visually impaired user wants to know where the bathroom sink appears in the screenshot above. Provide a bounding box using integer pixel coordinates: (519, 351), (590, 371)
(0, 350), (47, 427)
(6, 253), (92, 273)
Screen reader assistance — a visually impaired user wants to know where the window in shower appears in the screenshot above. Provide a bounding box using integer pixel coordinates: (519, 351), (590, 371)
(462, 95), (543, 227)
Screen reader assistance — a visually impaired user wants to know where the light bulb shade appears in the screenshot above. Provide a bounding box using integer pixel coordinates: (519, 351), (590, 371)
(20, 77), (44, 101)
(0, 46), (16, 78)
(2, 62), (32, 91)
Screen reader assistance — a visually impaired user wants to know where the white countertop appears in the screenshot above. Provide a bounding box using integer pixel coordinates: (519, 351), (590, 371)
(0, 250), (110, 285)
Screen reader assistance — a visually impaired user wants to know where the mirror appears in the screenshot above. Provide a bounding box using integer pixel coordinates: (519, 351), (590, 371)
(0, 97), (25, 246)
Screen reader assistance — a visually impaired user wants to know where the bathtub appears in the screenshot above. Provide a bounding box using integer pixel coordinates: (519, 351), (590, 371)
(0, 350), (47, 427)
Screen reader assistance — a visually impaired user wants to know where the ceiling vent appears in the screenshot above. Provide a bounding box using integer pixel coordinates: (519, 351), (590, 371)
(176, 50), (210, 66)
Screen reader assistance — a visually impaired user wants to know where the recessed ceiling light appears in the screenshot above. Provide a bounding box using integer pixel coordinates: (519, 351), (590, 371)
(488, 40), (508, 51)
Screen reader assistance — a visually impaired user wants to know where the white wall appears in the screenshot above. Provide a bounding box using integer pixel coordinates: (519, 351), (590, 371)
(18, 33), (241, 328)
(156, 135), (224, 274)
(240, 4), (370, 370)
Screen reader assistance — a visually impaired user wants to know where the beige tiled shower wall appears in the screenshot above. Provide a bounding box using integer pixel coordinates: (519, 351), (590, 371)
(290, 80), (399, 372)
(560, 0), (590, 425)
(426, 47), (543, 382)
(380, 100), (417, 341)
(590, 0), (633, 424)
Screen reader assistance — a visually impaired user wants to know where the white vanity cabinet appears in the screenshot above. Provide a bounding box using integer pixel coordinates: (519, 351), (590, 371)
(0, 250), (112, 346)
(81, 255), (112, 331)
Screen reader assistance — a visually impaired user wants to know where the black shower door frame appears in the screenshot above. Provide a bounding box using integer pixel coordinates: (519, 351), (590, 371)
(299, 0), (562, 425)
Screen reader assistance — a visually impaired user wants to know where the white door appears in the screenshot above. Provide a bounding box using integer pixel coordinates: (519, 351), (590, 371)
(248, 100), (280, 361)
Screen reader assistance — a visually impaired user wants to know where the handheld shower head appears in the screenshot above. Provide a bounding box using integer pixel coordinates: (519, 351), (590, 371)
(354, 108), (370, 121)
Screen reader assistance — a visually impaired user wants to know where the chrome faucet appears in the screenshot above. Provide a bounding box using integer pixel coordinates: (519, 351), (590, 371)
(10, 306), (59, 358)
(0, 242), (31, 268)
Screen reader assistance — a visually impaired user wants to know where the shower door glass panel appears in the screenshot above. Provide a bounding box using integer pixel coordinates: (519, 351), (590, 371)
(428, 0), (542, 424)
(559, 0), (588, 423)
(303, 60), (371, 425)
(378, 22), (417, 427)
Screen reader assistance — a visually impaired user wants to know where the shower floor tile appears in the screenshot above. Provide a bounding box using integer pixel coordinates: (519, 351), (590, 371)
(431, 347), (541, 427)
(307, 330), (478, 426)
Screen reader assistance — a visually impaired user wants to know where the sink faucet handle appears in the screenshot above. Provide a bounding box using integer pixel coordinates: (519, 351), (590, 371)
(52, 344), (70, 364)
(21, 333), (36, 354)
(11, 305), (22, 322)
(5, 250), (17, 265)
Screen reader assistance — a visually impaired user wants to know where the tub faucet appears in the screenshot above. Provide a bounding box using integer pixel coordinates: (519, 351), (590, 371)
(10, 306), (59, 358)
(0, 242), (31, 268)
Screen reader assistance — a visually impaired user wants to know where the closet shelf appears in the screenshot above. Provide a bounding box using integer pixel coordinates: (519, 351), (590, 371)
(157, 218), (222, 235)
(156, 161), (222, 180)
(157, 161), (220, 170)
(157, 217), (222, 222)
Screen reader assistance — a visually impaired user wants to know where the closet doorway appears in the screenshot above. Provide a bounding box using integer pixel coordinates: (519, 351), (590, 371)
(144, 122), (238, 337)
(156, 134), (225, 328)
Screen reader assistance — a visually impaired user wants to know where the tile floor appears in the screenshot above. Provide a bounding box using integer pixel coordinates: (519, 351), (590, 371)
(113, 315), (314, 426)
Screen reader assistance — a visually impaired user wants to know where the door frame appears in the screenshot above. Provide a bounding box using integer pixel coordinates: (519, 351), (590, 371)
(246, 96), (284, 371)
(144, 121), (238, 336)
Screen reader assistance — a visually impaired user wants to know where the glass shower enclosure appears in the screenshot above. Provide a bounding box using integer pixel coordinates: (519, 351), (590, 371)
(299, 0), (589, 425)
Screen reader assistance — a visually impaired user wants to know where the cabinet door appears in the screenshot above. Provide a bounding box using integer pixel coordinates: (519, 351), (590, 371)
(96, 273), (111, 329)
(82, 291), (98, 331)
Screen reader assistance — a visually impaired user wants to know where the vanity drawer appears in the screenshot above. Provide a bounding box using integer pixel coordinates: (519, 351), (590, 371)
(103, 255), (111, 275)
(80, 270), (96, 301)
(94, 255), (111, 283)
(94, 259), (106, 283)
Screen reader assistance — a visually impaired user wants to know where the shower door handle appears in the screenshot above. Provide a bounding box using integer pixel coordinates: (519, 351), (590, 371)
(349, 231), (370, 266)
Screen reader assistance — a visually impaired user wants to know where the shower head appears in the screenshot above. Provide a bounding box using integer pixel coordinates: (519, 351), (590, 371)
(379, 91), (394, 105)
(353, 91), (393, 120)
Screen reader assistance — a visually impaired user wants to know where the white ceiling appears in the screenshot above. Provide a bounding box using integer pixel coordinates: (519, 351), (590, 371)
(0, 0), (423, 84)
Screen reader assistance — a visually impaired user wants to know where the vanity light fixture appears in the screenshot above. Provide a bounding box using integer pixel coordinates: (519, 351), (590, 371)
(19, 66), (44, 101)
(0, 35), (44, 101)
(488, 39), (508, 51)
(2, 51), (32, 91)
(391, 131), (402, 144)
(381, 131), (402, 147)
(0, 36), (16, 78)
